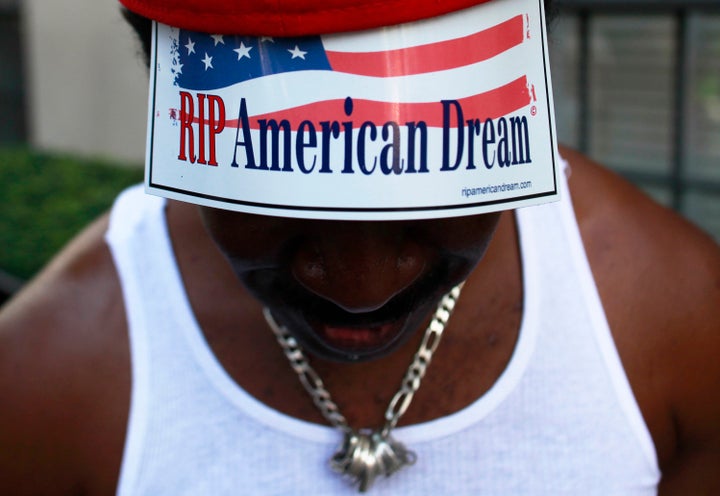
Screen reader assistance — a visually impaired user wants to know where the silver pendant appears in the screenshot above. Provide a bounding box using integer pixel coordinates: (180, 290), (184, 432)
(330, 430), (416, 492)
(265, 286), (462, 492)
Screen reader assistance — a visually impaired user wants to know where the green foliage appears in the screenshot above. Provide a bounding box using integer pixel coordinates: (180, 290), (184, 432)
(0, 148), (143, 280)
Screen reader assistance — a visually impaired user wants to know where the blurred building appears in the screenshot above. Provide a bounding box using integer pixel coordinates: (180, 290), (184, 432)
(1, 0), (719, 237)
(12, 0), (148, 163)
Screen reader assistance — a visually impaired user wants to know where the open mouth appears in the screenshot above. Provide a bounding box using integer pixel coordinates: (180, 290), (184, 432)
(291, 281), (437, 359)
(311, 315), (410, 354)
(247, 259), (460, 360)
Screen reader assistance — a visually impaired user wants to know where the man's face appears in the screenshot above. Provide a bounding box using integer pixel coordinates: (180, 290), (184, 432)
(199, 207), (502, 362)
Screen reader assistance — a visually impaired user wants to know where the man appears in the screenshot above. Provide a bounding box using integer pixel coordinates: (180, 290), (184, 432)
(1, 0), (718, 494)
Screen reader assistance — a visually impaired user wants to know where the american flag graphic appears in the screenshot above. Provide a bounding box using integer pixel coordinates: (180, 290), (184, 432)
(170, 12), (533, 129)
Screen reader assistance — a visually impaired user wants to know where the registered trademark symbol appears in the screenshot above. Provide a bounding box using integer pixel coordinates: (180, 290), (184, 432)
(531, 106), (537, 116)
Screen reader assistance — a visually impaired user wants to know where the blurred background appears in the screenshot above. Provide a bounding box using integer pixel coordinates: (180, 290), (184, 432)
(0, 0), (719, 302)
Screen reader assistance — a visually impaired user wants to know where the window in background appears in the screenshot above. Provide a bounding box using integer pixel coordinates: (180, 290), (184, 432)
(685, 15), (720, 236)
(549, 15), (582, 149)
(589, 15), (675, 179)
(549, 5), (720, 240)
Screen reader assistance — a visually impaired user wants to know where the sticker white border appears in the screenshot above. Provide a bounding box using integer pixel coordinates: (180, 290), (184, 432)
(145, 0), (560, 220)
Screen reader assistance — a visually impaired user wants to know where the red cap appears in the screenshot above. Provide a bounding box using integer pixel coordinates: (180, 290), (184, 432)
(118, 0), (493, 36)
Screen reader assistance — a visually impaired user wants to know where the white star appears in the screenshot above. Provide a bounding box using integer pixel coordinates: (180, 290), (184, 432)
(173, 62), (184, 74)
(288, 45), (307, 59)
(233, 42), (253, 60)
(202, 52), (213, 70)
(185, 38), (195, 55)
(260, 36), (275, 43)
(211, 34), (225, 46)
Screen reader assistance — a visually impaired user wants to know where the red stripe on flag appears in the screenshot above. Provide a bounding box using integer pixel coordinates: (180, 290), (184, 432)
(325, 15), (525, 78)
(226, 76), (531, 130)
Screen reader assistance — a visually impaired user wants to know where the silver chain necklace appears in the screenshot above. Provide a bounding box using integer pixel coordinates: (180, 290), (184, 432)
(263, 284), (462, 492)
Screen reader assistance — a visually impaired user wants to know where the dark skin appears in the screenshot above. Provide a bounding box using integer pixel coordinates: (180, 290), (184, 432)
(0, 147), (718, 495)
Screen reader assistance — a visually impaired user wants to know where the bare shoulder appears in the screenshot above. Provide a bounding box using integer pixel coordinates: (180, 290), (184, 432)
(0, 214), (130, 495)
(562, 146), (720, 494)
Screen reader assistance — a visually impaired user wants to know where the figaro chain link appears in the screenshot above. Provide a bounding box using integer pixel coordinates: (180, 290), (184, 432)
(263, 282), (463, 438)
(265, 315), (352, 432)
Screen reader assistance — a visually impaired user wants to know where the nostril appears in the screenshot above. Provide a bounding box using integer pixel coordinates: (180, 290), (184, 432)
(293, 249), (327, 282)
(304, 259), (326, 280)
(396, 252), (422, 272)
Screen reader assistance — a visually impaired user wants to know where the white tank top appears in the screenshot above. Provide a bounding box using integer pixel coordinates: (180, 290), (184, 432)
(108, 169), (661, 495)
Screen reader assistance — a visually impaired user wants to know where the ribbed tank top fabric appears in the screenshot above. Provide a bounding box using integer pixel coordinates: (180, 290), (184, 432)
(109, 168), (661, 495)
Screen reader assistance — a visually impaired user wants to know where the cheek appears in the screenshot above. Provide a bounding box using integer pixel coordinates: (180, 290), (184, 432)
(402, 213), (502, 288)
(198, 207), (296, 268)
(420, 213), (502, 261)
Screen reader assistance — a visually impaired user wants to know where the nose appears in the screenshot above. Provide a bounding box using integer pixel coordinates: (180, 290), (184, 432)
(290, 223), (428, 313)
